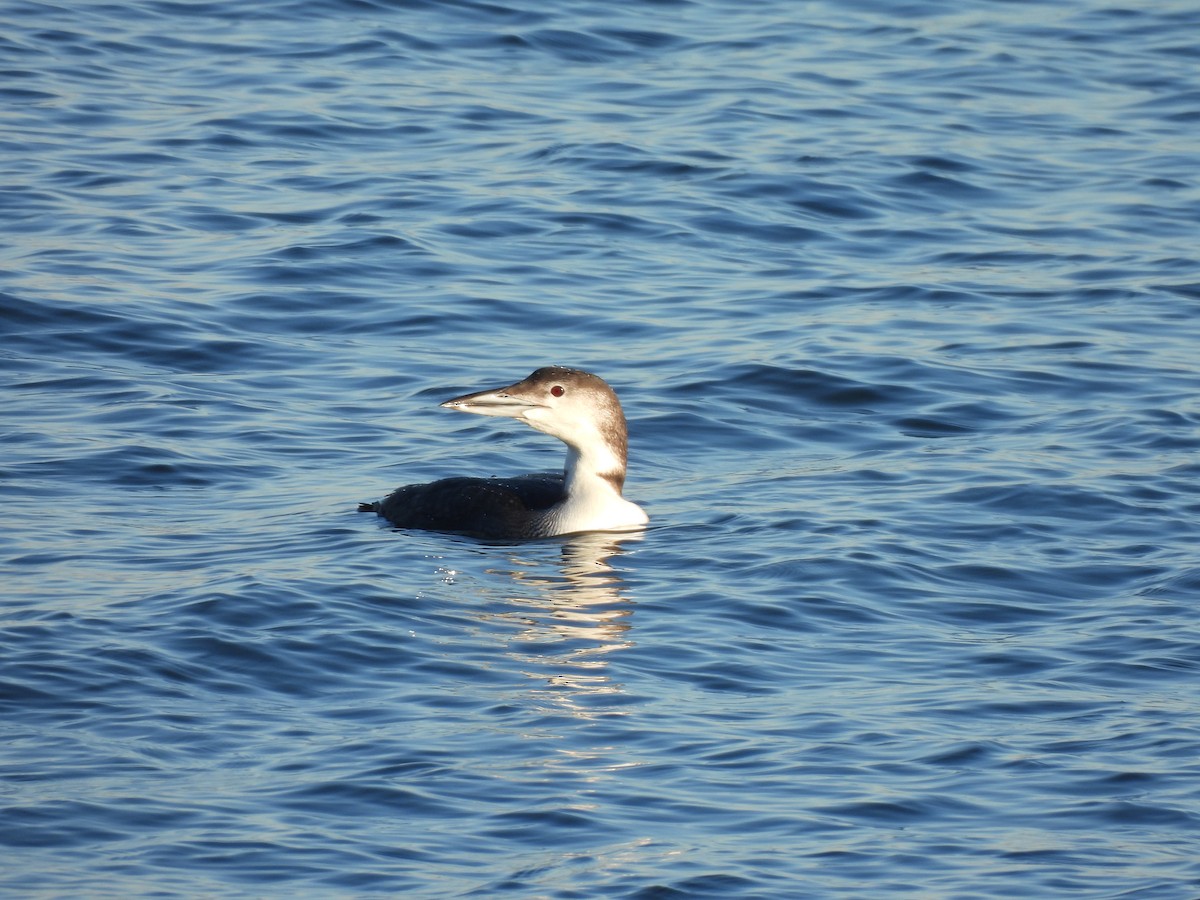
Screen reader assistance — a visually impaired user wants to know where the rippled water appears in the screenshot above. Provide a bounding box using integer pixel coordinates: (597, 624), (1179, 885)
(4, 0), (1200, 896)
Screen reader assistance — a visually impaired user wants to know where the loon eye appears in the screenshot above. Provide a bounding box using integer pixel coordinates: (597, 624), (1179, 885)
(550, 385), (565, 398)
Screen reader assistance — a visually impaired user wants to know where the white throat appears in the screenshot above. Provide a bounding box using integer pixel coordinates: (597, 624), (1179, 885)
(550, 444), (648, 535)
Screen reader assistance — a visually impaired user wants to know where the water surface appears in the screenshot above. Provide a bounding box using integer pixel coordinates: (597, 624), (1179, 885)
(3, 0), (1199, 896)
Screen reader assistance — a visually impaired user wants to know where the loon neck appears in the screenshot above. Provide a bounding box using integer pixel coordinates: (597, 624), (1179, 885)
(563, 443), (626, 499)
(550, 441), (646, 534)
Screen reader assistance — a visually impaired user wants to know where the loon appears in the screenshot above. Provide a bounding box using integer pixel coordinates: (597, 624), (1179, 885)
(358, 366), (649, 540)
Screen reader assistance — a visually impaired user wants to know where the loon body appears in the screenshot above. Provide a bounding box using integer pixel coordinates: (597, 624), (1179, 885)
(358, 366), (648, 540)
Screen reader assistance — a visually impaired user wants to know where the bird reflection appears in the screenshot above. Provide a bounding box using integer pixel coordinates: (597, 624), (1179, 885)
(475, 530), (643, 714)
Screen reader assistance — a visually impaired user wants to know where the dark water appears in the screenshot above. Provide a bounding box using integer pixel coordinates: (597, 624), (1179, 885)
(3, 0), (1200, 896)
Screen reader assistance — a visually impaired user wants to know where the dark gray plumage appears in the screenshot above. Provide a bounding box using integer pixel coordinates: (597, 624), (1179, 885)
(358, 473), (564, 540)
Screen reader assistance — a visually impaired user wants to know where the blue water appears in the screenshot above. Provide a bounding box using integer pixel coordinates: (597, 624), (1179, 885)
(3, 0), (1200, 895)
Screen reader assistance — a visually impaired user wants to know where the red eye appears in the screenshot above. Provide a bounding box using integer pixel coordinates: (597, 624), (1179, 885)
(550, 385), (565, 397)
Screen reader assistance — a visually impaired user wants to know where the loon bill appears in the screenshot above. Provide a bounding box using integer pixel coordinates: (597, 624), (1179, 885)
(358, 366), (649, 540)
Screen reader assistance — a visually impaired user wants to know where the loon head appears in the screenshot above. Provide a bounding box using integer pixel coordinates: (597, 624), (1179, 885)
(441, 366), (630, 487)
